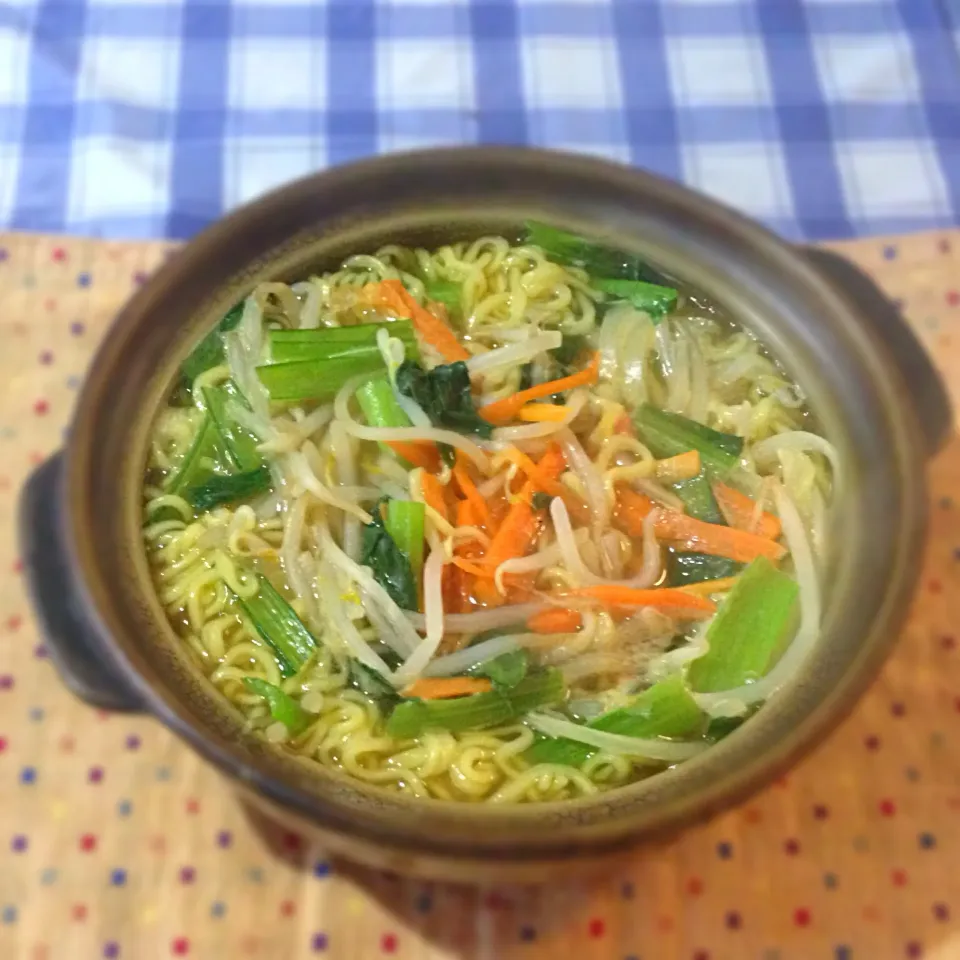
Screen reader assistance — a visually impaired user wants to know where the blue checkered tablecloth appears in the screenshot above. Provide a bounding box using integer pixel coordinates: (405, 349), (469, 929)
(1, 0), (959, 243)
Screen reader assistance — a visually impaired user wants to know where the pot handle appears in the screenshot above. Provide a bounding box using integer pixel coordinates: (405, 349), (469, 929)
(802, 247), (953, 458)
(19, 453), (143, 713)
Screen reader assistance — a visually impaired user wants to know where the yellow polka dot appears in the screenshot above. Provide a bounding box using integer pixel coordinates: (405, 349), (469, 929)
(48, 802), (67, 822)
(141, 906), (157, 926)
(347, 896), (364, 917)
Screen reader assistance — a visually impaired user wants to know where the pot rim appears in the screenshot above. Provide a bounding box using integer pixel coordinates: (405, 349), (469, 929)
(58, 146), (928, 862)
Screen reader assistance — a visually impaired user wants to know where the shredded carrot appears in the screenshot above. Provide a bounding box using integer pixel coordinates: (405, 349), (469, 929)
(452, 453), (489, 525)
(527, 608), (583, 634)
(480, 353), (601, 424)
(420, 472), (449, 525)
(451, 556), (490, 578)
(387, 440), (441, 472)
(362, 279), (469, 363)
(402, 676), (493, 699)
(653, 510), (786, 564)
(560, 585), (717, 618)
(612, 486), (658, 537)
(712, 481), (782, 541)
(499, 446), (591, 524)
(678, 576), (740, 597)
(448, 500), (479, 613)
(516, 403), (572, 424)
(614, 413), (634, 436)
(655, 450), (701, 483)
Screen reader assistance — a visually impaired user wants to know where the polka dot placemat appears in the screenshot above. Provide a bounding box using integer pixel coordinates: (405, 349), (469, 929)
(0, 231), (957, 960)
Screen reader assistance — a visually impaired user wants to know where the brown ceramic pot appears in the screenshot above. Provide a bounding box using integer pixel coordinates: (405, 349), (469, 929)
(20, 148), (952, 882)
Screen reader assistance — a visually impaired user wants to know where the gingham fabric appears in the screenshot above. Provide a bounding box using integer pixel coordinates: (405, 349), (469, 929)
(1, 0), (959, 242)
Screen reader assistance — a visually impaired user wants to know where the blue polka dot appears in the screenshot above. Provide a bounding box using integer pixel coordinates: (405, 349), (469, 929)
(620, 880), (635, 899)
(824, 872), (839, 889)
(836, 946), (853, 960)
(247, 867), (264, 883)
(155, 766), (171, 781)
(313, 860), (331, 878)
(116, 799), (132, 818)
(853, 835), (870, 852)
(110, 868), (127, 887)
(40, 868), (57, 886)
(919, 832), (937, 849)
(905, 766), (920, 782)
(1, 905), (16, 925)
(77, 272), (91, 287)
(210, 901), (226, 919)
(103, 941), (120, 959)
(28, 707), (44, 722)
(883, 245), (898, 260)
(716, 841), (733, 859)
(66, 375), (81, 390)
(416, 893), (432, 913)
(20, 766), (36, 785)
(311, 932), (329, 952)
(519, 925), (537, 942)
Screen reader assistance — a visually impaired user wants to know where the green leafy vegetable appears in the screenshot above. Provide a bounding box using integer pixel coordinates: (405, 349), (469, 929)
(349, 660), (401, 705)
(164, 414), (220, 495)
(687, 556), (800, 693)
(360, 499), (418, 611)
(671, 473), (726, 524)
(186, 465), (272, 511)
(386, 669), (564, 738)
(469, 649), (528, 692)
(269, 321), (418, 363)
(236, 574), (317, 678)
(526, 673), (703, 767)
(395, 360), (493, 438)
(181, 301), (245, 384)
(549, 334), (591, 375)
(531, 491), (551, 510)
(242, 677), (311, 735)
(525, 221), (650, 281)
(423, 279), (461, 313)
(384, 500), (425, 592)
(202, 380), (263, 472)
(666, 551), (744, 587)
(593, 277), (678, 319)
(705, 714), (750, 742)
(257, 353), (388, 403)
(634, 404), (743, 477)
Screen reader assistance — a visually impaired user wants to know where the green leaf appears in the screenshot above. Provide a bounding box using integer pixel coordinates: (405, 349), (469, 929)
(526, 672), (703, 767)
(360, 499), (419, 611)
(531, 492), (551, 511)
(470, 649), (528, 692)
(666, 551), (744, 587)
(257, 353), (388, 402)
(186, 465), (272, 512)
(235, 574), (318, 678)
(395, 360), (493, 439)
(386, 669), (564, 738)
(633, 404), (743, 478)
(671, 473), (726, 524)
(424, 279), (461, 313)
(687, 557), (800, 693)
(242, 677), (311, 735)
(592, 277), (678, 320)
(525, 221), (652, 281)
(349, 660), (401, 705)
(164, 414), (221, 495)
(384, 500), (425, 592)
(202, 380), (263, 472)
(181, 301), (245, 384)
(269, 321), (418, 363)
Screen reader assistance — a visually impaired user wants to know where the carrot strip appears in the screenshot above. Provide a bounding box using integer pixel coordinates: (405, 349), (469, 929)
(653, 510), (786, 564)
(480, 353), (600, 424)
(655, 450), (701, 482)
(452, 556), (490, 578)
(402, 677), (493, 699)
(516, 403), (572, 423)
(452, 453), (489, 525)
(499, 446), (591, 524)
(387, 440), (441, 472)
(420, 472), (449, 525)
(560, 585), (717, 618)
(678, 576), (740, 597)
(712, 481), (782, 541)
(362, 279), (469, 363)
(527, 608), (583, 634)
(612, 486), (658, 537)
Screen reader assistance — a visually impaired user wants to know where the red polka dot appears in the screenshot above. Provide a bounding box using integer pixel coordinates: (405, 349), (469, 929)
(693, 951), (710, 960)
(33, 400), (49, 416)
(60, 736), (75, 753)
(784, 838), (800, 855)
(171, 938), (190, 956)
(0, 737), (7, 753)
(686, 877), (704, 896)
(588, 917), (605, 938)
(380, 933), (398, 953)
(6, 614), (21, 632)
(946, 291), (960, 307)
(744, 807), (763, 824)
(185, 798), (200, 814)
(52, 248), (66, 263)
(282, 831), (303, 852)
(44, 298), (56, 312)
(794, 908), (811, 927)
(280, 900), (296, 918)
(929, 579), (943, 595)
(863, 904), (880, 922)
(939, 238), (951, 254)
(71, 904), (87, 921)
(657, 915), (674, 933)
(892, 868), (908, 887)
(11, 559), (22, 574)
(150, 835), (166, 854)
(880, 799), (897, 817)
(79, 834), (97, 852)
(484, 891), (507, 910)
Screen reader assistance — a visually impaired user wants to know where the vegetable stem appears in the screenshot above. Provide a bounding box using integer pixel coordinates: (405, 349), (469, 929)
(242, 677), (311, 734)
(634, 404), (743, 477)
